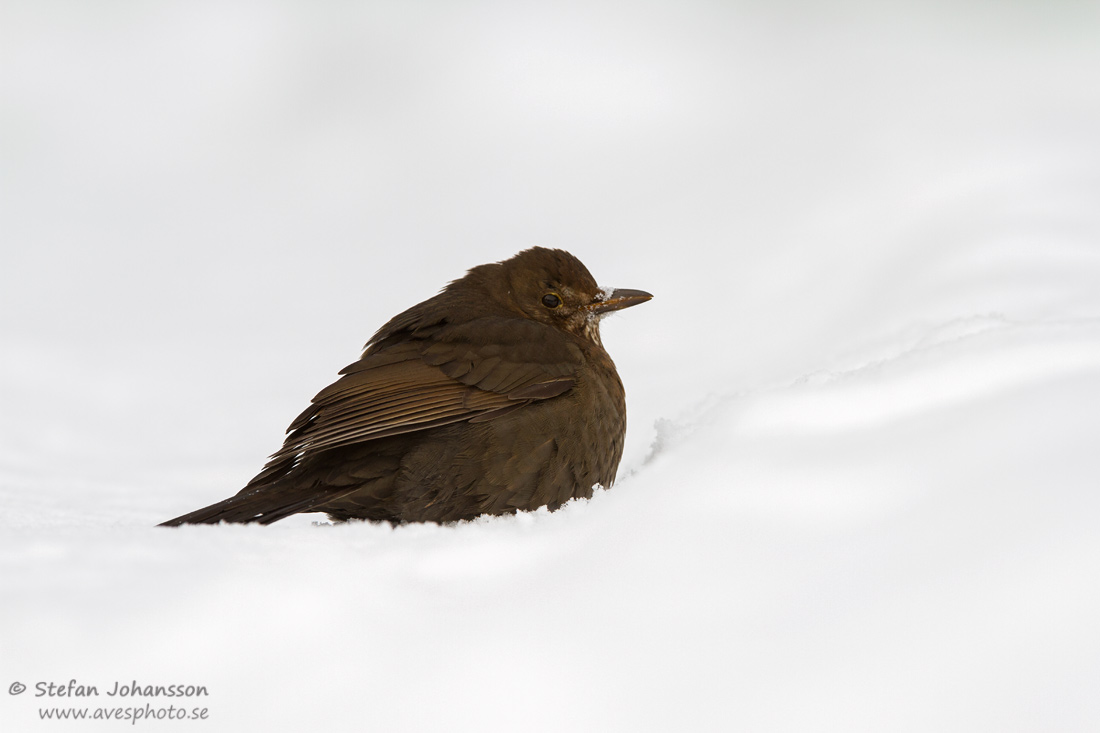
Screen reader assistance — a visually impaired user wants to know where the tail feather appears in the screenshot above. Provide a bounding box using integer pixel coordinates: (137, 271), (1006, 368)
(158, 484), (352, 526)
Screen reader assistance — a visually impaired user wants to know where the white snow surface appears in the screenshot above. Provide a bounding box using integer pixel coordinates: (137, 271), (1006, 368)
(3, 2), (1100, 731)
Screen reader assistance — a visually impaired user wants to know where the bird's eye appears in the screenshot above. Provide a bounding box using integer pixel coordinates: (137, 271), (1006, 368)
(541, 292), (563, 309)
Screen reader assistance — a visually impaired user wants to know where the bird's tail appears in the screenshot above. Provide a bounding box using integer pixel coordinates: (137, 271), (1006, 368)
(158, 484), (346, 526)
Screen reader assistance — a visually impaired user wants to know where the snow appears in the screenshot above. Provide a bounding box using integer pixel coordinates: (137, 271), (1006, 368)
(3, 1), (1100, 731)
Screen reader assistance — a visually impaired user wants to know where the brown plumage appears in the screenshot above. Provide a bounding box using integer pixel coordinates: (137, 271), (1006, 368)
(160, 247), (651, 526)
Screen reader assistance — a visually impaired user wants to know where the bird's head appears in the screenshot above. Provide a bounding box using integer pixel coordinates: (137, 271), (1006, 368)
(495, 247), (652, 346)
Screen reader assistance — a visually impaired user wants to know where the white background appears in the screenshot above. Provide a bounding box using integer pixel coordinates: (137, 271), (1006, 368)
(3, 1), (1100, 730)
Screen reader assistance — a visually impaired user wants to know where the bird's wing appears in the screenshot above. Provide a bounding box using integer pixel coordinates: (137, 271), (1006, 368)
(264, 317), (583, 464)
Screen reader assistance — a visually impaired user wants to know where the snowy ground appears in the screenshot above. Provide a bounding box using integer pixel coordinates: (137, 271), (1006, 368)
(3, 1), (1100, 731)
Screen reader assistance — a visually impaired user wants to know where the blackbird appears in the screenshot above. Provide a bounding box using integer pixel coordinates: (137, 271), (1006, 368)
(160, 247), (651, 526)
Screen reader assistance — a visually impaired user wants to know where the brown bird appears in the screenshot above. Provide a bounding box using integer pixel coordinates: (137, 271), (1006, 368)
(160, 247), (651, 526)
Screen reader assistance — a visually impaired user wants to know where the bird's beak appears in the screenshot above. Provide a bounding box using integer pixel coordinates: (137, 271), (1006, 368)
(589, 288), (653, 315)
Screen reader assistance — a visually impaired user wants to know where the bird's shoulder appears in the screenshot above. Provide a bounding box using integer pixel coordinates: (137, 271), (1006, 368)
(357, 296), (587, 395)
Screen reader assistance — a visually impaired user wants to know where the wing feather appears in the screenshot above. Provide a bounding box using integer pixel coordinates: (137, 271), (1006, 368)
(263, 318), (583, 467)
